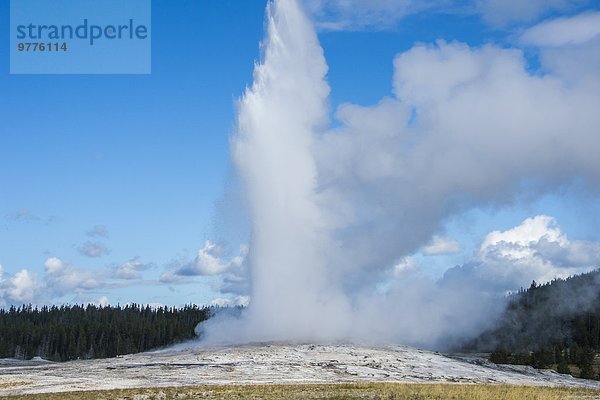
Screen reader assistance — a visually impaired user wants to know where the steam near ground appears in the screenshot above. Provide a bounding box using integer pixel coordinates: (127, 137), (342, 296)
(197, 0), (600, 349)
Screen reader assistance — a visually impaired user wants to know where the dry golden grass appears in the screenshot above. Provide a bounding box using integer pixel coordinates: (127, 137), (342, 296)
(3, 383), (600, 400)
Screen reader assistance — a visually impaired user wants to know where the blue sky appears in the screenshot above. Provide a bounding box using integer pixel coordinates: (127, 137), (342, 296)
(1, 0), (600, 308)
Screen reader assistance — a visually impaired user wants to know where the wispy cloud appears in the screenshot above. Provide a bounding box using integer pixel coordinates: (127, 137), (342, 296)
(520, 11), (600, 47)
(305, 0), (442, 31)
(78, 241), (110, 258)
(476, 0), (588, 27)
(420, 236), (461, 256)
(112, 257), (152, 280)
(6, 209), (41, 223)
(304, 0), (593, 31)
(4, 209), (57, 225)
(86, 224), (109, 238)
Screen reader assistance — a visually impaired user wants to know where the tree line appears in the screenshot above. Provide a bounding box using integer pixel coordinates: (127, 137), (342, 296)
(464, 270), (600, 379)
(0, 303), (210, 361)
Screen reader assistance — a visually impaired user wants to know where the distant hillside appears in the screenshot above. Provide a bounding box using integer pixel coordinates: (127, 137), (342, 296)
(463, 269), (600, 379)
(0, 304), (210, 362)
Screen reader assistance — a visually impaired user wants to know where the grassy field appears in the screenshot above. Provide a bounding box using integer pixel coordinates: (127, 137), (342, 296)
(2, 383), (600, 400)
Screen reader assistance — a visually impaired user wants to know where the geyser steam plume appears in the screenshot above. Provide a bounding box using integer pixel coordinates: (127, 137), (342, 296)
(200, 0), (600, 348)
(228, 0), (350, 341)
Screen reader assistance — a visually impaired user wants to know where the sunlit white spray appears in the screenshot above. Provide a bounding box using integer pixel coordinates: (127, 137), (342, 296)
(205, 0), (351, 342)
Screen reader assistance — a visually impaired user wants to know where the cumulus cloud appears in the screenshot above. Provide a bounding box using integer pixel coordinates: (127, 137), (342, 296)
(78, 241), (110, 258)
(1, 261), (40, 307)
(210, 296), (251, 307)
(43, 257), (64, 274)
(0, 268), (37, 306)
(43, 257), (102, 297)
(112, 257), (151, 280)
(420, 215), (600, 347)
(161, 241), (247, 284)
(8, 270), (37, 302)
(421, 236), (461, 256)
(480, 215), (566, 257)
(189, 241), (244, 276)
(348, 215), (600, 348)
(314, 38), (600, 291)
(0, 256), (149, 307)
(472, 215), (600, 289)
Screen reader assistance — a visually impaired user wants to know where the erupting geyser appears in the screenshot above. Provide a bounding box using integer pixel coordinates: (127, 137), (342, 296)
(206, 0), (352, 343)
(200, 0), (600, 349)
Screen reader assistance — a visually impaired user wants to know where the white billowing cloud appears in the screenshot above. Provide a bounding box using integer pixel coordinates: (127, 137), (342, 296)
(44, 257), (64, 273)
(1, 262), (39, 306)
(313, 38), (600, 292)
(520, 12), (600, 47)
(210, 296), (251, 307)
(2, 257), (107, 306)
(43, 257), (101, 297)
(160, 242), (248, 290)
(370, 215), (600, 348)
(5, 269), (37, 304)
(421, 235), (461, 256)
(78, 241), (110, 258)
(112, 257), (150, 280)
(176, 241), (246, 277)
(480, 215), (566, 258)
(192, 240), (240, 276)
(474, 216), (600, 288)
(0, 264), (37, 307)
(0, 255), (159, 307)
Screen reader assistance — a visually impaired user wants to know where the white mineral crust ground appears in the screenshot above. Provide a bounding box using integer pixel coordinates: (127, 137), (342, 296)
(1, 343), (599, 395)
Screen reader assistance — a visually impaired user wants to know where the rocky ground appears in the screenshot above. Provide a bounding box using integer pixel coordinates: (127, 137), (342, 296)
(1, 342), (598, 396)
